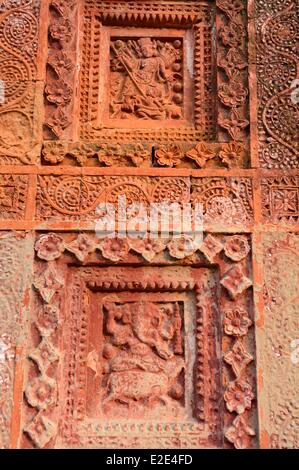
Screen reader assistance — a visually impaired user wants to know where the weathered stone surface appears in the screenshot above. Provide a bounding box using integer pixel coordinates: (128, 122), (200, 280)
(0, 232), (34, 448)
(254, 233), (299, 449)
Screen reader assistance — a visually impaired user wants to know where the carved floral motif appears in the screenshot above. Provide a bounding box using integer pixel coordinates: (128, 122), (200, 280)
(218, 80), (248, 107)
(45, 0), (77, 139)
(99, 238), (130, 262)
(128, 238), (168, 262)
(225, 415), (255, 449)
(47, 50), (74, 77)
(185, 143), (216, 168)
(25, 376), (57, 410)
(49, 17), (72, 43)
(221, 265), (252, 299)
(168, 236), (201, 260)
(33, 264), (63, 303)
(45, 82), (72, 107)
(216, 0), (249, 142)
(36, 305), (59, 337)
(35, 234), (65, 261)
(42, 142), (66, 164)
(199, 234), (223, 263)
(65, 234), (97, 262)
(155, 145), (184, 168)
(22, 232), (255, 448)
(219, 142), (246, 168)
(24, 413), (57, 449)
(224, 340), (253, 377)
(29, 338), (59, 374)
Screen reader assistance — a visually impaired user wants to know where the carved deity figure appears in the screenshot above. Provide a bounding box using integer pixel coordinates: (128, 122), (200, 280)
(110, 37), (183, 120)
(101, 302), (184, 409)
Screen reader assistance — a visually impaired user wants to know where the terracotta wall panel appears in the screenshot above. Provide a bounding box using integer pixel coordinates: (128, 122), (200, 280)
(0, 0), (298, 449)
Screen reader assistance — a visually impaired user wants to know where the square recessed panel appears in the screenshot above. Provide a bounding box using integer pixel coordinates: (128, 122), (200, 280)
(60, 266), (221, 448)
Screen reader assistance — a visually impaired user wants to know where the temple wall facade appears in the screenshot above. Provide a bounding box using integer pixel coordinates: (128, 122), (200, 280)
(0, 0), (298, 449)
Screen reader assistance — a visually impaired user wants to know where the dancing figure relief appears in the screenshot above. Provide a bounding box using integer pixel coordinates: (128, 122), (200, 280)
(110, 37), (184, 120)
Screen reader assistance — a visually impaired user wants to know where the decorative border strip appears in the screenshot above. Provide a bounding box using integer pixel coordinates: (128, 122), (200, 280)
(41, 140), (249, 169)
(216, 0), (249, 143)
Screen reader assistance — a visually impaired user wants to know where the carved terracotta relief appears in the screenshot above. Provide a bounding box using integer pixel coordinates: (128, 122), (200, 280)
(18, 232), (256, 449)
(0, 0), (298, 451)
(253, 0), (298, 169)
(41, 0), (250, 169)
(261, 176), (299, 224)
(254, 233), (299, 448)
(0, 0), (42, 164)
(0, 232), (34, 449)
(44, 0), (79, 140)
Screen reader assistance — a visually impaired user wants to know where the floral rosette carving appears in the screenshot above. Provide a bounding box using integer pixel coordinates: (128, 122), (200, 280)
(65, 234), (97, 262)
(36, 305), (60, 337)
(219, 142), (246, 168)
(35, 234), (65, 261)
(168, 236), (202, 259)
(128, 237), (168, 262)
(25, 376), (57, 411)
(224, 235), (250, 261)
(256, 2), (298, 168)
(216, 0), (249, 142)
(42, 142), (66, 164)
